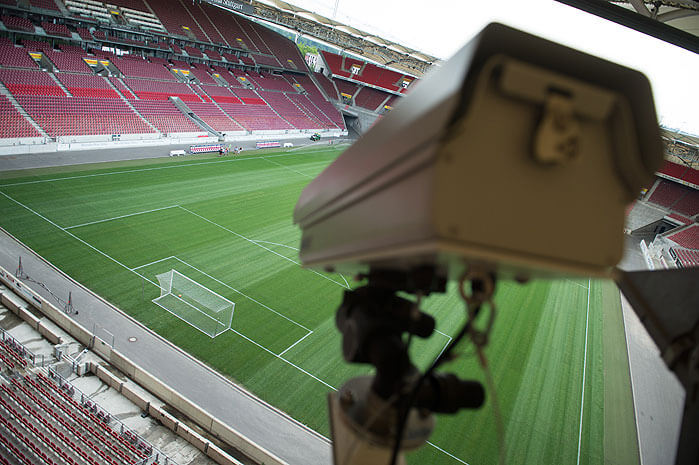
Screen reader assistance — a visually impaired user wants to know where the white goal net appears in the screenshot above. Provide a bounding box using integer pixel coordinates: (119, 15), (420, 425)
(152, 270), (234, 338)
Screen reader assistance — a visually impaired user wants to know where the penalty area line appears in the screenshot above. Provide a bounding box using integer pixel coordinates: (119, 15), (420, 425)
(65, 204), (180, 229)
(278, 330), (313, 357)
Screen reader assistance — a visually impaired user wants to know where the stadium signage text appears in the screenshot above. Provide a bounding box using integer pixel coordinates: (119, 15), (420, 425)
(205, 0), (254, 15)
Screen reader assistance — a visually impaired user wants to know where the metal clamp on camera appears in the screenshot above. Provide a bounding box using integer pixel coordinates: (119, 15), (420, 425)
(328, 267), (490, 465)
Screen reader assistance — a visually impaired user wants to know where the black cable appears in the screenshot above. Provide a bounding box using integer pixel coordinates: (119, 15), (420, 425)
(388, 305), (480, 465)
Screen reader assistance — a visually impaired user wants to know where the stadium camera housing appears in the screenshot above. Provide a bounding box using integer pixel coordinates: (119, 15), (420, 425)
(293, 22), (663, 280)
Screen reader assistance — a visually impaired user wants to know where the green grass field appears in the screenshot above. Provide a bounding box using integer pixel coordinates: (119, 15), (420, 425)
(0, 147), (639, 465)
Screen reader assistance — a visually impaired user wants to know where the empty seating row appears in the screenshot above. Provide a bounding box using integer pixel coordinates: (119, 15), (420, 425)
(0, 69), (66, 96)
(16, 96), (155, 136)
(8, 377), (140, 464)
(185, 102), (244, 132)
(218, 102), (293, 131)
(198, 84), (241, 103)
(111, 55), (176, 81)
(258, 91), (320, 130)
(1, 15), (34, 32)
(315, 72), (339, 99)
(54, 73), (120, 98)
(0, 43), (39, 69)
(333, 78), (360, 99)
(42, 21), (72, 37)
(673, 248), (699, 268)
(666, 224), (699, 250)
(286, 93), (337, 129)
(354, 86), (391, 112)
(33, 373), (149, 459)
(124, 78), (202, 102)
(130, 100), (201, 133)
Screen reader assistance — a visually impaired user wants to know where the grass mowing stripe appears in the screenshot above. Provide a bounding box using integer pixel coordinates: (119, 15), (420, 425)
(262, 156), (314, 178)
(178, 205), (350, 290)
(0, 189), (159, 289)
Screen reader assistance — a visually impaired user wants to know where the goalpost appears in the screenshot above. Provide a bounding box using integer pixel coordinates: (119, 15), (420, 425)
(152, 270), (234, 338)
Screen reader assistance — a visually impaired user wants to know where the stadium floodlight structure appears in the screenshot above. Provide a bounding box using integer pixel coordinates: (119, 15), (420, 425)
(153, 270), (234, 338)
(294, 22), (697, 465)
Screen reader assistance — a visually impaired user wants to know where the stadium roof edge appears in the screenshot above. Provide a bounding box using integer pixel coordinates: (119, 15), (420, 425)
(204, 0), (438, 76)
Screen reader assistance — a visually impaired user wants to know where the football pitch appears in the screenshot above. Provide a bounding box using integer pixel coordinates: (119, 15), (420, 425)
(0, 146), (639, 465)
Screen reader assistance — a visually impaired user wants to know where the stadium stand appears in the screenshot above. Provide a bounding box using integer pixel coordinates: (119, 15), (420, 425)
(333, 78), (360, 100)
(665, 224), (699, 250)
(185, 102), (244, 132)
(648, 179), (688, 209)
(76, 27), (93, 42)
(315, 72), (339, 99)
(146, 0), (208, 42)
(672, 248), (699, 268)
(0, 0), (346, 143)
(290, 73), (346, 129)
(258, 90), (319, 129)
(54, 73), (119, 98)
(28, 0), (59, 11)
(130, 100), (201, 133)
(252, 72), (295, 92)
(108, 77), (137, 99)
(1, 15), (35, 32)
(21, 39), (51, 51)
(672, 190), (699, 217)
(124, 78), (202, 102)
(0, 42), (38, 69)
(252, 53), (281, 69)
(0, 95), (42, 138)
(198, 84), (242, 103)
(45, 48), (93, 73)
(189, 64), (218, 85)
(178, 0), (226, 46)
(16, 95), (155, 136)
(320, 50), (416, 94)
(204, 49), (222, 61)
(658, 160), (699, 186)
(231, 87), (265, 105)
(354, 86), (391, 111)
(218, 101), (293, 131)
(0, 69), (66, 96)
(286, 92), (337, 129)
(41, 21), (72, 38)
(111, 55), (175, 80)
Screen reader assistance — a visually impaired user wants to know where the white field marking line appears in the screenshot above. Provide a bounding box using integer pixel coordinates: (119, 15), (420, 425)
(262, 156), (313, 179)
(434, 329), (453, 362)
(567, 279), (590, 290)
(178, 206), (349, 290)
(0, 190), (158, 289)
(278, 330), (313, 357)
(65, 204), (180, 229)
(251, 239), (299, 251)
(4, 190), (469, 464)
(0, 149), (331, 188)
(131, 255), (176, 271)
(427, 441), (469, 465)
(228, 328), (336, 390)
(576, 278), (592, 465)
(172, 257), (311, 332)
(252, 239), (351, 288)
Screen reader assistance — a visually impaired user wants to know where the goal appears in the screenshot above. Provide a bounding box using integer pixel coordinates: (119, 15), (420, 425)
(152, 270), (234, 338)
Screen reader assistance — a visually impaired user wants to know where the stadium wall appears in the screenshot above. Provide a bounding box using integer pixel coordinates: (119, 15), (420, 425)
(0, 257), (288, 465)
